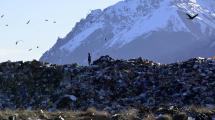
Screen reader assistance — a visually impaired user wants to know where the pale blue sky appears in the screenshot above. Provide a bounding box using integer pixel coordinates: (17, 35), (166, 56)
(0, 0), (120, 62)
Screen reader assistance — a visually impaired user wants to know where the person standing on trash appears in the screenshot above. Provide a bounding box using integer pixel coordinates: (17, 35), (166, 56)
(88, 53), (92, 66)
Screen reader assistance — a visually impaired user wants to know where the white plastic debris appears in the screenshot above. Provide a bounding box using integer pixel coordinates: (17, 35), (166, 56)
(64, 95), (77, 101)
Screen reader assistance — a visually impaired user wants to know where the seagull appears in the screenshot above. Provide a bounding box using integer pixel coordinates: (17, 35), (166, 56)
(45, 19), (48, 22)
(36, 46), (39, 48)
(5, 24), (8, 26)
(28, 49), (32, 51)
(26, 20), (30, 24)
(15, 40), (23, 45)
(1, 15), (4, 18)
(53, 21), (56, 23)
(186, 13), (198, 20)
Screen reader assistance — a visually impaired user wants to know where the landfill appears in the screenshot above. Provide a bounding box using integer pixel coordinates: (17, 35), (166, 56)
(0, 56), (215, 115)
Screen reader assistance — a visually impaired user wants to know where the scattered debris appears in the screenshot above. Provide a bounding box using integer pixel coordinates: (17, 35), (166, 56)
(0, 56), (215, 115)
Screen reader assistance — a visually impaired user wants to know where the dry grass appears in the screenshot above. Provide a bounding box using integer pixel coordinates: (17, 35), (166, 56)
(77, 107), (110, 120)
(0, 106), (214, 120)
(0, 109), (77, 120)
(143, 114), (156, 120)
(186, 105), (214, 115)
(156, 114), (173, 120)
(112, 109), (140, 120)
(0, 108), (111, 120)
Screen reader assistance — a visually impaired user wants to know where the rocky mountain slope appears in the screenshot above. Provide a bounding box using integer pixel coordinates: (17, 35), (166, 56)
(40, 0), (215, 65)
(1, 56), (215, 113)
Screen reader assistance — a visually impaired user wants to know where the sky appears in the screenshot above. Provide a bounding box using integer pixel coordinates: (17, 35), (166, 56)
(0, 0), (121, 62)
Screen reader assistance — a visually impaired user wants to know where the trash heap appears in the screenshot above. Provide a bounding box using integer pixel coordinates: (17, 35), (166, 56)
(0, 56), (215, 113)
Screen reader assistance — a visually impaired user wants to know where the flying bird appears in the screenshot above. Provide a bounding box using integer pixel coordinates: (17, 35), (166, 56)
(53, 21), (56, 23)
(45, 19), (48, 22)
(26, 20), (30, 24)
(36, 46), (39, 48)
(15, 40), (23, 45)
(186, 13), (198, 20)
(28, 49), (32, 51)
(1, 15), (4, 18)
(5, 24), (8, 26)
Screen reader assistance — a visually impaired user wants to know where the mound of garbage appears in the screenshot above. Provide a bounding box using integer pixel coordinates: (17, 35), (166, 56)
(0, 56), (215, 113)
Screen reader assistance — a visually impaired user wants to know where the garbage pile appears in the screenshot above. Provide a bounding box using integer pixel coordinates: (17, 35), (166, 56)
(0, 56), (215, 113)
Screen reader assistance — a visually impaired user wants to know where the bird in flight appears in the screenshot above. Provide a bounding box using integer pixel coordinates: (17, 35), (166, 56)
(186, 13), (198, 20)
(5, 24), (8, 27)
(28, 49), (32, 51)
(1, 15), (4, 18)
(26, 20), (30, 24)
(53, 21), (56, 23)
(15, 40), (23, 45)
(45, 19), (48, 22)
(36, 46), (39, 48)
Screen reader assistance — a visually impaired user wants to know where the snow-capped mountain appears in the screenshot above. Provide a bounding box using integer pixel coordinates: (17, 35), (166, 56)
(40, 0), (215, 65)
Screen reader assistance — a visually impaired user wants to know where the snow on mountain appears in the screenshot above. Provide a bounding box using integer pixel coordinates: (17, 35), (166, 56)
(40, 0), (215, 65)
(60, 22), (104, 52)
(107, 0), (189, 48)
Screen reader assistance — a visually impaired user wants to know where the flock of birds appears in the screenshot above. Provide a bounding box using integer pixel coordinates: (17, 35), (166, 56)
(0, 12), (198, 52)
(1, 14), (57, 52)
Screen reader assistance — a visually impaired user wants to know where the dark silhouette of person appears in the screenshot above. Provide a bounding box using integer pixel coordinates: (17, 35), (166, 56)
(88, 53), (91, 66)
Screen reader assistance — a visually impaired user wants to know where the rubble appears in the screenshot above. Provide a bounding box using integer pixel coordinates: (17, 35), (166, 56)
(0, 56), (215, 114)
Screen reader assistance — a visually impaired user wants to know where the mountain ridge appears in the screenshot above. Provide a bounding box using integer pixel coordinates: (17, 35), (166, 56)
(40, 0), (215, 65)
